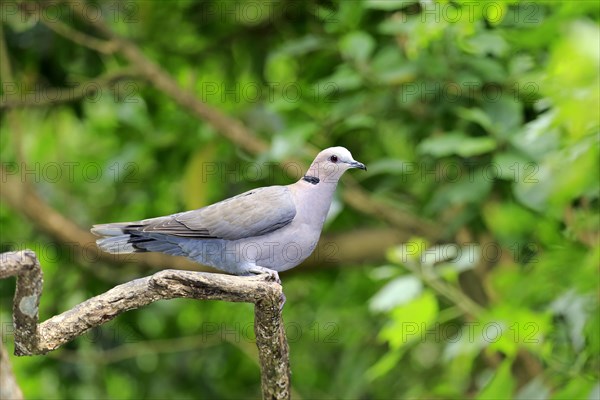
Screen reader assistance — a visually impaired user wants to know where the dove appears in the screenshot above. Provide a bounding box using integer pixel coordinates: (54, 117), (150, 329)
(92, 147), (366, 276)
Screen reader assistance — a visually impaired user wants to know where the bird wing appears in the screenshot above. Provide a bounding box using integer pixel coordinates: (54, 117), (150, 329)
(132, 186), (297, 240)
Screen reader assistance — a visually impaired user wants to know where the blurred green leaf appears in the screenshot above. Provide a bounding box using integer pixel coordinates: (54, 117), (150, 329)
(429, 172), (494, 212)
(319, 64), (363, 91)
(551, 377), (596, 400)
(455, 108), (496, 134)
(510, 112), (560, 161)
(365, 0), (413, 11)
(515, 377), (551, 400)
(513, 162), (553, 213)
(482, 201), (538, 242)
(476, 359), (515, 400)
(379, 290), (439, 349)
(265, 54), (298, 83)
(418, 132), (497, 158)
(340, 31), (376, 63)
(482, 96), (523, 138)
(276, 35), (328, 56)
(550, 290), (591, 351)
(365, 158), (410, 176)
(366, 349), (403, 382)
(544, 21), (600, 140)
(466, 32), (509, 56)
(369, 275), (423, 312)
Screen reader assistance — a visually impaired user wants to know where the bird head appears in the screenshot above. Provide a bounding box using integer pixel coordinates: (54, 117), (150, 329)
(304, 146), (366, 184)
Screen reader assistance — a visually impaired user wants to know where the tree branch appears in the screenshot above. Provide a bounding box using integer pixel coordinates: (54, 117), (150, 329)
(0, 68), (139, 110)
(34, 7), (119, 54)
(0, 19), (25, 164)
(1, 250), (290, 400)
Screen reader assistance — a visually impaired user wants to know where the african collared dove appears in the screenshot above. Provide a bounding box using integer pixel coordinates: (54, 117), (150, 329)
(92, 147), (366, 276)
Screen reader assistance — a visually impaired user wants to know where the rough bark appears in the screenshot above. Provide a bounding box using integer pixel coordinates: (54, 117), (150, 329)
(0, 250), (290, 400)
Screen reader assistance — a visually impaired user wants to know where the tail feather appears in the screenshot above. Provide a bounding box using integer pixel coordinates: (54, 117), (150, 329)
(91, 223), (130, 237)
(92, 222), (184, 256)
(96, 235), (138, 254)
(136, 240), (184, 255)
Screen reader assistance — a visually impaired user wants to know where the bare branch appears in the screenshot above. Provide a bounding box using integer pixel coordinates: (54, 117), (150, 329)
(1, 250), (290, 399)
(254, 290), (290, 399)
(0, 251), (43, 355)
(0, 20), (26, 164)
(402, 256), (485, 318)
(0, 69), (139, 110)
(38, 14), (119, 54)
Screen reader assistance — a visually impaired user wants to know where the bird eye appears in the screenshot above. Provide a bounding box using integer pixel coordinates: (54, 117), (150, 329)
(329, 155), (338, 163)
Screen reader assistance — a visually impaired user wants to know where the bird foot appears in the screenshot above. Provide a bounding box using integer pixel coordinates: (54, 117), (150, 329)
(247, 267), (285, 309)
(248, 266), (281, 285)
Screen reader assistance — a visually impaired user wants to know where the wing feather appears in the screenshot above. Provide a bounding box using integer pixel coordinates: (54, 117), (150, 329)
(129, 186), (296, 240)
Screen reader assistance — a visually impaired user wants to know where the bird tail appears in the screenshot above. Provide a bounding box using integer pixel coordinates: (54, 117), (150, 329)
(91, 223), (142, 254)
(92, 222), (186, 256)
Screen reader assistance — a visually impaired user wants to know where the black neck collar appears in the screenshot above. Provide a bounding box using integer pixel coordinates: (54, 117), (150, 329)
(302, 175), (320, 185)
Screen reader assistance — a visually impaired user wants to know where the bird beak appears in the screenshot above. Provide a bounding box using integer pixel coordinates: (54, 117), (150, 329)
(349, 160), (367, 171)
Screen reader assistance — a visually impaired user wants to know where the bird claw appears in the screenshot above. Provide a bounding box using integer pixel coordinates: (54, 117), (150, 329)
(279, 292), (287, 310)
(248, 266), (281, 285)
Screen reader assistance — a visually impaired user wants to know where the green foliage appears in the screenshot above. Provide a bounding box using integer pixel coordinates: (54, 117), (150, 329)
(1, 0), (598, 399)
